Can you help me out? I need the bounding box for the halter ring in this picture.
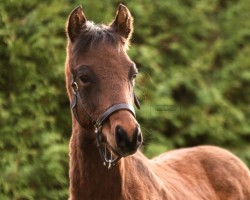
[71,82,78,94]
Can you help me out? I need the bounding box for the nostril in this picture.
[136,127,143,146]
[115,125,143,155]
[138,131,142,143]
[115,125,128,149]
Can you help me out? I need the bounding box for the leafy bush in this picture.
[0,1,70,199]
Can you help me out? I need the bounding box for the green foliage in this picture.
[128,0,250,164]
[0,0,70,199]
[0,0,249,199]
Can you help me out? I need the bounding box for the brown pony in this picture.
[65,4,250,200]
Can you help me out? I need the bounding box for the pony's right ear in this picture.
[66,6,87,42]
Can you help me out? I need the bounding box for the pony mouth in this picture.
[95,123,141,168]
[100,132,136,158]
[107,143,138,157]
[106,143,122,157]
[105,141,138,158]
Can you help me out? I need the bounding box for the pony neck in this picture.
[70,126,170,200]
[70,127,123,199]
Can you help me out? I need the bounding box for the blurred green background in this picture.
[1,0,250,199]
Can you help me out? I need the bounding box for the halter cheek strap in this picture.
[134,91,140,109]
[71,81,94,126]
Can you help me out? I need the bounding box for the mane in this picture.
[73,21,125,58]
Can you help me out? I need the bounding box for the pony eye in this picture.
[131,74,137,86]
[79,75,90,84]
[132,73,137,80]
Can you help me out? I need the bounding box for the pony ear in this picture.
[66,6,87,42]
[111,4,134,40]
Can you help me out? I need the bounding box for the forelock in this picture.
[73,21,124,58]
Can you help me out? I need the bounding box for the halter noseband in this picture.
[71,78,140,169]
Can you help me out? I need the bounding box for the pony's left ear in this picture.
[111,4,134,41]
[66,6,87,42]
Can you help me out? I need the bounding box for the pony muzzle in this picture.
[114,124,142,156]
[94,103,141,168]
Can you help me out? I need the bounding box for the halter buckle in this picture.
[71,81,78,94]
